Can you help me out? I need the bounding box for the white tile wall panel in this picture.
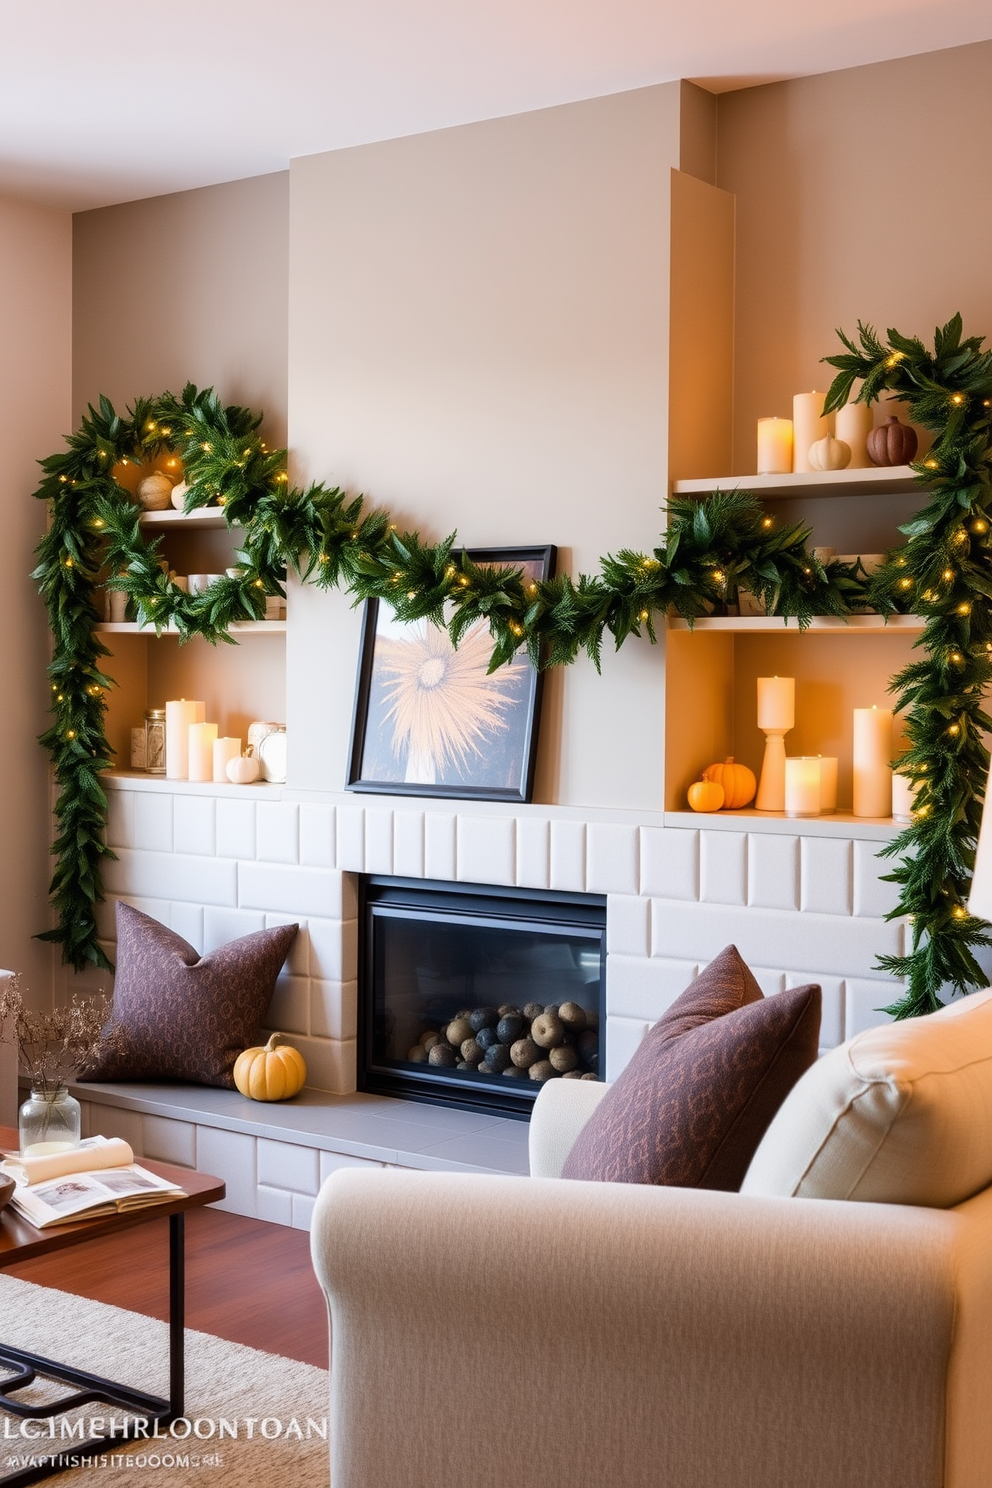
[587,823,639,896]
[265,913,310,976]
[516,816,550,889]
[257,802,300,865]
[550,820,586,892]
[785,971,844,1049]
[296,1035,358,1094]
[197,1126,258,1216]
[299,803,336,869]
[292,1194,317,1229]
[801,837,853,916]
[238,861,341,918]
[605,1016,650,1080]
[748,966,786,997]
[341,872,358,920]
[607,955,694,1022]
[265,974,310,1036]
[308,916,356,983]
[393,810,426,879]
[174,795,217,857]
[142,1115,197,1167]
[258,1138,320,1195]
[650,900,903,980]
[85,1104,144,1149]
[133,793,174,853]
[853,839,902,919]
[606,894,650,958]
[202,906,266,952]
[459,815,515,886]
[336,804,366,872]
[216,798,256,861]
[318,1150,387,1183]
[104,847,237,906]
[105,790,135,849]
[257,1185,294,1225]
[845,979,898,1037]
[364,807,395,875]
[424,813,457,881]
[311,978,357,1041]
[641,825,699,901]
[169,902,204,950]
[700,830,747,906]
[747,834,800,911]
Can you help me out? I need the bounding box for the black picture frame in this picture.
[346,545,556,803]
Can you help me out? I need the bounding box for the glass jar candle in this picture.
[144,708,167,774]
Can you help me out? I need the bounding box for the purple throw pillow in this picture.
[562,945,821,1190]
[79,902,298,1089]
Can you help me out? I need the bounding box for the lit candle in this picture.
[793,391,831,473]
[756,676,795,732]
[187,722,218,782]
[817,756,838,813]
[853,706,894,817]
[213,736,242,783]
[165,699,205,779]
[757,417,794,475]
[836,399,873,469]
[785,757,821,817]
[892,774,918,822]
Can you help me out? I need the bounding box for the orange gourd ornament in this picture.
[233,1033,307,1101]
[687,778,725,813]
[702,757,757,809]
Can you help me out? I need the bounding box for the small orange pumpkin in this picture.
[702,757,757,809]
[233,1033,307,1101]
[687,779,724,813]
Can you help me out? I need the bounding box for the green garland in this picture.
[33,326,989,1009]
[824,314,992,1016]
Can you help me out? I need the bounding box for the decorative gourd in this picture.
[170,478,189,511]
[807,435,851,472]
[136,471,174,510]
[867,415,918,467]
[687,778,724,813]
[702,757,757,809]
[234,1033,307,1101]
[226,747,260,784]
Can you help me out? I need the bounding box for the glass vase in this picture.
[19,1084,82,1157]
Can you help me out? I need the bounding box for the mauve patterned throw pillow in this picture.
[79,903,298,1089]
[562,945,821,1190]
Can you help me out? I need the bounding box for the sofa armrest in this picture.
[527,1075,611,1176]
[311,1169,992,1488]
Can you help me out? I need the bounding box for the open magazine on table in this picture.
[0,1135,186,1228]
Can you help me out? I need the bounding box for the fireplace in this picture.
[359,876,606,1118]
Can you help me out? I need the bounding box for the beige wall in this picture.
[718,40,992,475]
[0,195,72,1044]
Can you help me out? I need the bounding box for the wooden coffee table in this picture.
[0,1127,224,1487]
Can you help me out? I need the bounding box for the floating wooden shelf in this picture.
[671,465,919,500]
[96,621,286,634]
[666,614,924,635]
[137,507,235,529]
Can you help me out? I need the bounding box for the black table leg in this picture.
[168,1211,184,1420]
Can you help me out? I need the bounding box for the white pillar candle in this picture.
[892,774,918,822]
[853,706,894,817]
[165,699,205,779]
[817,756,838,813]
[793,391,831,473]
[756,676,795,732]
[785,757,821,817]
[835,400,874,469]
[187,722,218,782]
[756,417,794,475]
[212,736,242,783]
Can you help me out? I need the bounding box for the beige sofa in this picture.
[311,996,992,1488]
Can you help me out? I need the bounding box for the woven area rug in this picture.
[0,1275,330,1486]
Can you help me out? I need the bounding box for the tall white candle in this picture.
[188,722,218,782]
[835,400,873,469]
[785,757,821,817]
[756,417,793,475]
[793,391,831,473]
[212,736,242,783]
[853,706,893,817]
[756,676,795,732]
[817,756,838,813]
[165,699,205,779]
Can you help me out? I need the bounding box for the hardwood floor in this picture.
[5,1207,330,1371]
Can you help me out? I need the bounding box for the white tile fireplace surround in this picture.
[68,774,905,1225]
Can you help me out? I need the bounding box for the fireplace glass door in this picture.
[360,877,606,1118]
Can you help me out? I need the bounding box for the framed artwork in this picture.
[346,545,556,802]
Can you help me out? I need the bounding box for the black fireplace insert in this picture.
[359,876,606,1119]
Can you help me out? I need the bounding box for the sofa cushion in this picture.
[79,902,298,1089]
[741,987,992,1206]
[561,945,821,1189]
